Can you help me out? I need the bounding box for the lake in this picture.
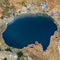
[2,14,57,51]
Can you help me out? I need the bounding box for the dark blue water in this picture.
[3,14,57,51]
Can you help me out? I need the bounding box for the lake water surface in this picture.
[2,14,57,51]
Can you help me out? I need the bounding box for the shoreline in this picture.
[0,0,60,50]
[0,23,9,49]
[0,13,58,50]
[0,0,60,60]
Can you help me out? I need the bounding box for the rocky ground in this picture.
[22,31,60,60]
[0,0,60,60]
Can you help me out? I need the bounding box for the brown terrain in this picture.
[0,0,60,60]
[0,0,60,24]
[22,31,60,60]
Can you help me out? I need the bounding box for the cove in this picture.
[2,14,57,51]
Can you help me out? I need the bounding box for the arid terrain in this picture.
[22,31,60,60]
[0,0,60,60]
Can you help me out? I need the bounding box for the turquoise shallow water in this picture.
[3,14,57,51]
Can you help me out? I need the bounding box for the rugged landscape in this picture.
[22,31,60,60]
[0,0,60,60]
